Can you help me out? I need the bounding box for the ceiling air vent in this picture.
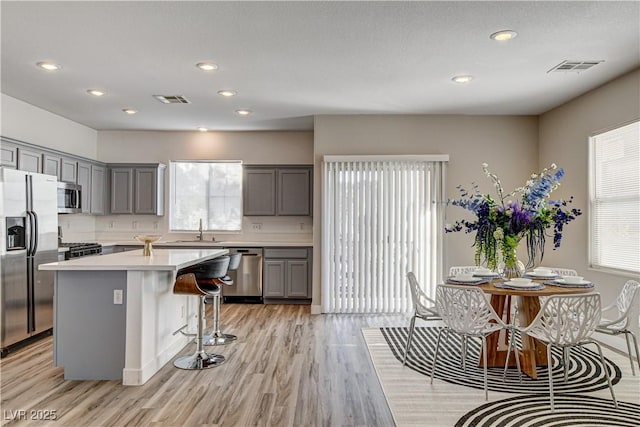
[547,60,604,73]
[153,95,190,104]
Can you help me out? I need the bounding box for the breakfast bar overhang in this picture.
[39,248,228,385]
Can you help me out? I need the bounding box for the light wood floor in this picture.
[0,304,406,426]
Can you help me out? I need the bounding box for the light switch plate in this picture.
[113,289,123,304]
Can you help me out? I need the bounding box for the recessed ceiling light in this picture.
[490,30,518,41]
[87,89,105,97]
[235,109,252,116]
[197,127,208,132]
[196,62,218,71]
[36,61,61,71]
[217,90,237,97]
[122,109,137,115]
[451,75,474,84]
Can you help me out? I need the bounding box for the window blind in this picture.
[322,156,447,313]
[589,121,640,274]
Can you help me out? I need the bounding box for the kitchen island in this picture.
[39,248,228,385]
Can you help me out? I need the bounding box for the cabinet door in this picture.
[287,260,310,298]
[18,147,42,173]
[277,169,311,215]
[60,158,78,183]
[90,164,106,215]
[77,162,91,214]
[133,168,158,214]
[243,168,276,215]
[109,167,133,214]
[1,142,18,168]
[263,260,286,297]
[42,154,61,179]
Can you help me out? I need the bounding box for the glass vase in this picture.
[502,245,522,279]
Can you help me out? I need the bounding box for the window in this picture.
[589,121,640,274]
[170,161,242,231]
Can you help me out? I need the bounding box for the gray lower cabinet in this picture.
[108,164,165,215]
[263,248,311,300]
[243,166,312,216]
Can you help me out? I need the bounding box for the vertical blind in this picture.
[589,120,640,274]
[322,156,448,313]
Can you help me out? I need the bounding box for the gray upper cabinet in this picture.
[134,166,165,215]
[42,153,61,179]
[278,168,311,215]
[109,167,134,214]
[108,163,165,215]
[60,157,78,183]
[90,164,107,215]
[77,162,91,214]
[17,147,42,173]
[0,140,18,168]
[243,168,276,215]
[243,165,312,216]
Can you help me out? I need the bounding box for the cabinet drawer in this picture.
[263,248,308,259]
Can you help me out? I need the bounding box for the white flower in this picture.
[551,163,557,169]
[493,229,504,239]
[531,174,537,179]
[482,163,488,168]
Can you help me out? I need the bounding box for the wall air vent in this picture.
[547,60,604,73]
[153,95,190,104]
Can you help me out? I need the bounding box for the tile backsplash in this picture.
[59,214,313,243]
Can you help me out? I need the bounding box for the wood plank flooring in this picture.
[0,304,405,426]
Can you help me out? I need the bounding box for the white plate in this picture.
[450,277,484,283]
[554,278,592,286]
[474,272,499,277]
[525,272,557,278]
[504,281,539,288]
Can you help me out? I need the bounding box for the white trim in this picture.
[323,154,449,162]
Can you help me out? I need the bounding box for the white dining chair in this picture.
[403,272,441,365]
[596,280,640,375]
[515,293,617,412]
[431,284,520,400]
[448,265,477,276]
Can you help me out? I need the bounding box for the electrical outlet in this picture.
[252,223,262,231]
[113,289,123,305]
[153,222,159,230]
[132,221,138,229]
[181,305,185,319]
[299,222,305,230]
[109,221,115,229]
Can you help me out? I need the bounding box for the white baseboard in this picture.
[311,304,322,315]
[122,335,190,386]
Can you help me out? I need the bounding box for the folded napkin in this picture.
[494,282,545,291]
[545,280,594,288]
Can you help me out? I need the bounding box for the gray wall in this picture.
[312,115,539,308]
[539,68,640,336]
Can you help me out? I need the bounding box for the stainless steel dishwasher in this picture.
[222,248,263,303]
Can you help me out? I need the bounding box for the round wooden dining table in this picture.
[477,279,594,379]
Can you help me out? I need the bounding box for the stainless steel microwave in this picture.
[57,182,81,214]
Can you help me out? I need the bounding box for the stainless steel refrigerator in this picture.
[1,167,58,356]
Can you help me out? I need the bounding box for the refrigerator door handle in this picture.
[31,211,39,255]
[25,211,33,256]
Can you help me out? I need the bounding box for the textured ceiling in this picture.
[1,1,639,131]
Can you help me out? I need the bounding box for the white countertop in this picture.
[103,240,312,248]
[40,248,228,271]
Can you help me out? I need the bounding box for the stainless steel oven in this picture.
[57,182,81,214]
[222,248,263,303]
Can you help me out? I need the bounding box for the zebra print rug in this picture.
[381,326,622,394]
[455,395,640,427]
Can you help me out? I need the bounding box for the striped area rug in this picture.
[362,327,640,427]
[381,326,622,394]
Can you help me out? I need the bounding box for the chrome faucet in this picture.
[197,218,204,241]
